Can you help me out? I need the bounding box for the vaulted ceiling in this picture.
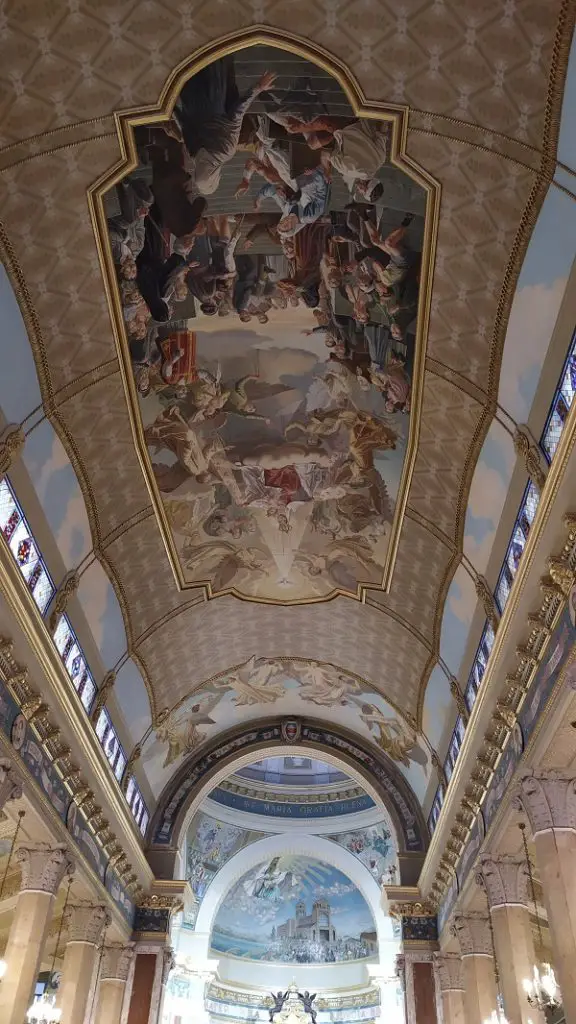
[0,0,574,823]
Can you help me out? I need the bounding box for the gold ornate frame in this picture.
[87,27,441,606]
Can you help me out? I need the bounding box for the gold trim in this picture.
[425,469,576,903]
[87,27,440,606]
[0,540,153,885]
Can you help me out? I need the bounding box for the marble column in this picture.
[93,944,134,1024]
[395,951,437,1024]
[57,904,110,1024]
[515,772,576,1023]
[453,915,498,1024]
[433,954,465,1024]
[0,844,75,1024]
[479,857,545,1024]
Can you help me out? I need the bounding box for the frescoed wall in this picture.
[210,856,377,963]
[186,812,269,901]
[139,659,432,803]
[327,824,397,884]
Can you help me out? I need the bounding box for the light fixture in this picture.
[0,808,25,982]
[26,874,73,1024]
[481,876,509,1024]
[519,823,562,1012]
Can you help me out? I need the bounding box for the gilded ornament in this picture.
[547,557,574,595]
[0,425,25,479]
[48,571,80,632]
[90,670,116,722]
[474,574,499,633]
[513,427,547,490]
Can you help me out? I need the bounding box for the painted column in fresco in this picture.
[452,915,498,1024]
[433,954,465,1024]
[0,844,75,1024]
[57,904,110,1024]
[479,857,545,1024]
[515,772,576,1024]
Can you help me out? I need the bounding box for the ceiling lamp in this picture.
[26,874,73,1024]
[0,809,25,982]
[519,823,562,1012]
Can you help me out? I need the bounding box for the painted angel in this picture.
[356,702,428,768]
[216,655,286,706]
[155,695,219,767]
[183,541,267,591]
[296,662,360,707]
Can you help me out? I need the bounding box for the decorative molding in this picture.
[477,857,530,908]
[452,914,493,957]
[513,771,576,833]
[0,632,142,896]
[0,425,25,480]
[137,894,184,914]
[90,671,116,723]
[389,901,436,918]
[67,903,111,944]
[474,574,500,635]
[101,943,135,982]
[433,953,464,992]
[0,758,23,811]
[47,571,80,633]
[429,517,576,907]
[16,843,75,894]
[513,426,548,490]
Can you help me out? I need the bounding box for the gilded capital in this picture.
[474,574,499,633]
[514,771,576,833]
[433,953,464,991]
[161,947,176,986]
[91,671,116,722]
[452,914,493,957]
[0,759,23,811]
[101,943,134,982]
[67,903,110,945]
[0,424,25,478]
[48,571,80,632]
[16,843,75,894]
[513,426,547,490]
[478,856,530,908]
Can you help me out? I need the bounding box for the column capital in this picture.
[478,856,530,908]
[161,947,175,987]
[452,914,493,956]
[67,903,110,944]
[101,943,135,982]
[433,953,464,992]
[514,771,576,833]
[0,759,23,812]
[16,843,75,894]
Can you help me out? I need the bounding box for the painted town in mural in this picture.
[102,45,427,602]
[209,855,377,963]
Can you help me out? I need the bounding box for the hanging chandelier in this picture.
[26,874,73,1024]
[0,809,25,983]
[481,880,509,1024]
[519,822,562,1012]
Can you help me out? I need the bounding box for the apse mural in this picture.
[327,824,397,884]
[138,659,432,801]
[209,856,376,962]
[186,812,268,900]
[99,44,430,603]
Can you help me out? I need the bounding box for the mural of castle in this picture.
[275,898,336,943]
[210,856,376,963]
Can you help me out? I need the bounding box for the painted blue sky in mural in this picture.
[210,856,375,962]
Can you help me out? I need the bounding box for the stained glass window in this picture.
[95,708,127,781]
[125,775,149,835]
[495,481,541,616]
[444,716,465,783]
[0,478,55,614]
[428,787,444,834]
[541,329,576,462]
[52,614,97,713]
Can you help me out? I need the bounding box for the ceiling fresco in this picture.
[137,659,434,803]
[98,46,432,603]
[0,2,573,829]
[209,855,377,963]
